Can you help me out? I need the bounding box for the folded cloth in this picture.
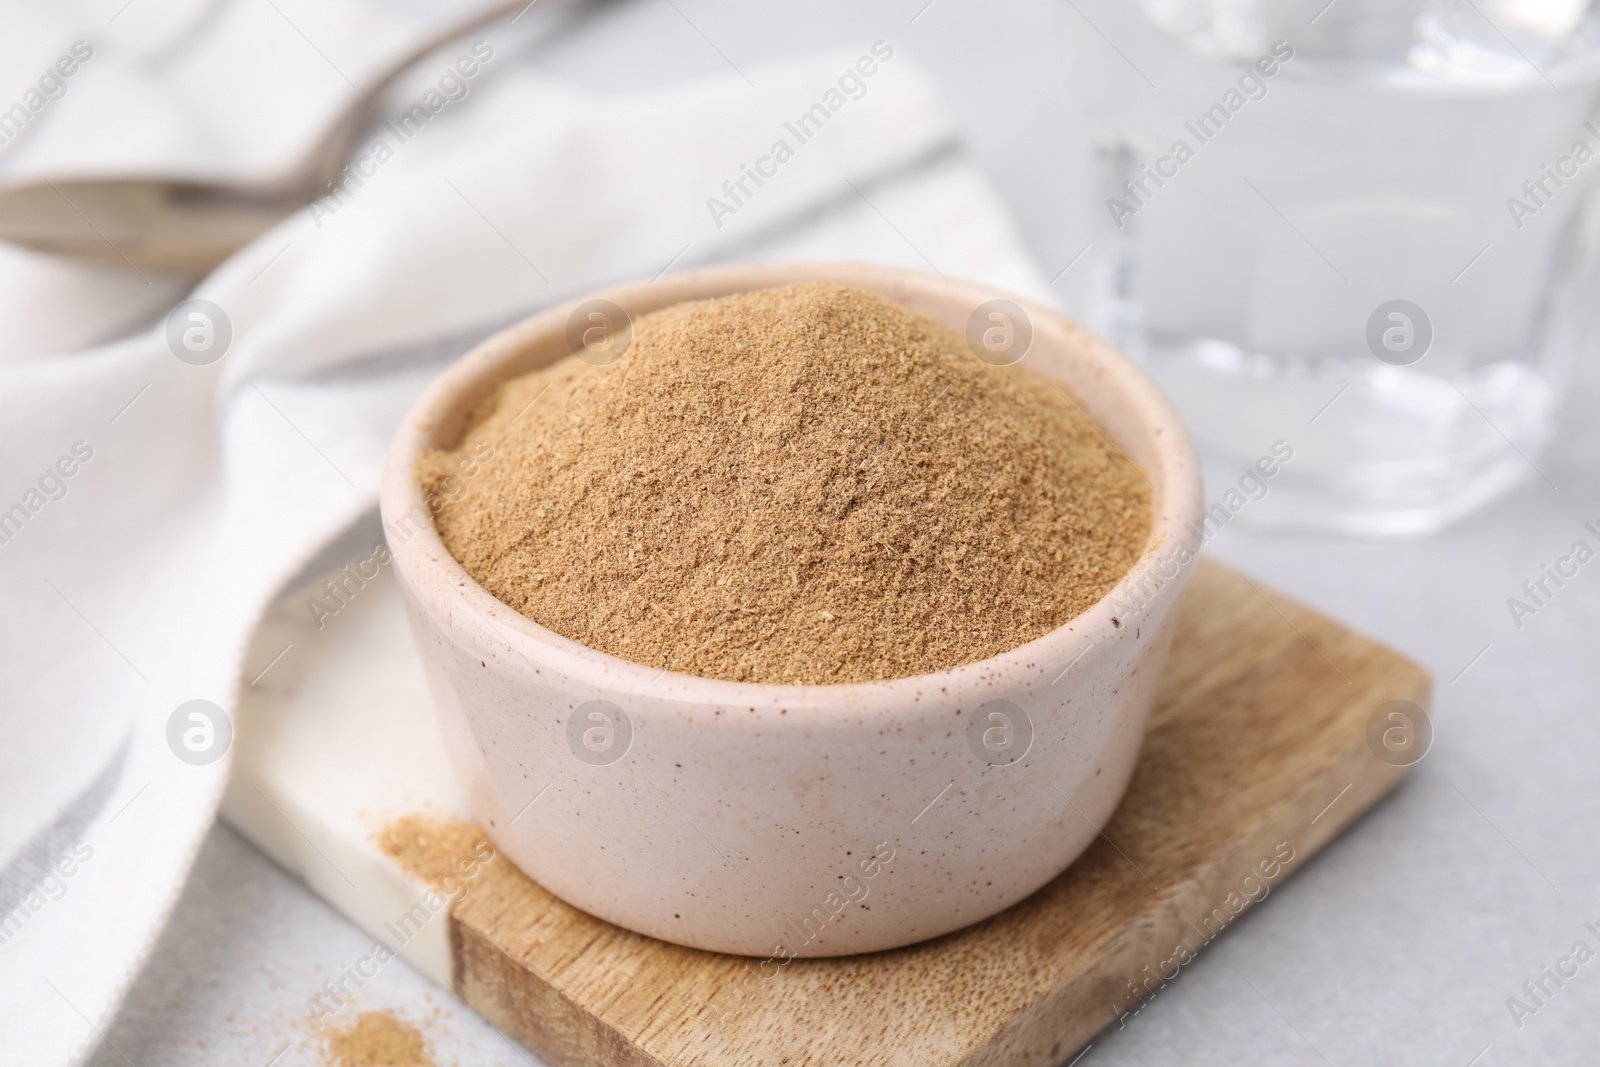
[0,13,1048,1064]
[0,0,507,363]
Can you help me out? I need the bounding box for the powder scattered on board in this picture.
[376,814,494,887]
[325,1011,433,1067]
[420,283,1151,685]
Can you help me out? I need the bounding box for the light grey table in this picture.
[92,2,1600,1065]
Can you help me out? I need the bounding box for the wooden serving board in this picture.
[433,558,1429,1067]
[224,551,1426,1063]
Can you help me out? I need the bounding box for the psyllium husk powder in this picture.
[324,1012,434,1067]
[418,283,1150,685]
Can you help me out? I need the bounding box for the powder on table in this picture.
[324,1011,433,1067]
[419,282,1151,685]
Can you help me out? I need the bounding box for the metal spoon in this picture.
[0,0,536,272]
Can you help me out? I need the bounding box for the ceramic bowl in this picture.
[379,262,1203,957]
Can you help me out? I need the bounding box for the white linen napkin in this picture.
[0,7,1048,1063]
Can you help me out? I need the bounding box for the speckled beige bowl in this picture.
[380,262,1203,957]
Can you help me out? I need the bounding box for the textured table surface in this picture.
[92,2,1600,1066]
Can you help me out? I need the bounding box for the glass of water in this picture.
[1077,0,1600,534]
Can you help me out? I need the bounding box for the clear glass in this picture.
[1079,0,1600,534]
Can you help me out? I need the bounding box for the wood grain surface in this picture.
[446,558,1431,1066]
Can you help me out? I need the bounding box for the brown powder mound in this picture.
[325,1012,432,1067]
[376,814,492,887]
[420,282,1151,685]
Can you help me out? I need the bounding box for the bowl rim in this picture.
[379,261,1204,712]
